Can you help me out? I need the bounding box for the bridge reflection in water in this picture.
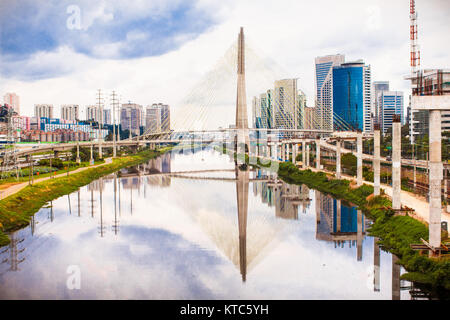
[111,150,410,297]
[0,149,436,299]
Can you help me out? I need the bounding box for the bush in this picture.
[70,146,101,162]
[341,153,356,176]
[38,158,64,169]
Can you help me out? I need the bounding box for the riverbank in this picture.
[0,147,169,247]
[277,161,449,294]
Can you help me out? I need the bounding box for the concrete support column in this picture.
[99,141,103,159]
[429,110,442,249]
[90,145,94,165]
[76,142,81,164]
[306,143,310,167]
[392,255,401,300]
[357,132,363,186]
[444,168,448,206]
[302,141,306,169]
[392,118,401,210]
[374,237,380,292]
[292,144,296,164]
[336,139,341,179]
[374,128,381,196]
[357,209,363,261]
[316,140,321,170]
[281,144,285,161]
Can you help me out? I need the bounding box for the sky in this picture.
[0,0,449,128]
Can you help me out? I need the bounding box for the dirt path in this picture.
[0,158,112,201]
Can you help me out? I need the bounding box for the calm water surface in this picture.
[0,148,418,299]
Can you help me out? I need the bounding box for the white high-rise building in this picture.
[86,105,105,124]
[121,103,143,136]
[34,104,53,119]
[60,104,79,121]
[363,64,372,132]
[378,91,404,134]
[3,93,20,115]
[314,54,345,131]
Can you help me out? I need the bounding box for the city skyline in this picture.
[1,0,448,129]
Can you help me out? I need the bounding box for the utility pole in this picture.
[111,91,118,157]
[97,89,104,156]
[117,95,122,152]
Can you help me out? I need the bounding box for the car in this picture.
[386,156,392,161]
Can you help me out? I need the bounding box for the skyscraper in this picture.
[332,60,372,132]
[103,109,111,125]
[86,105,102,122]
[159,104,170,132]
[274,79,298,134]
[297,90,307,129]
[145,104,162,133]
[34,104,53,119]
[60,104,79,121]
[3,93,20,115]
[251,90,274,130]
[260,91,272,129]
[315,54,345,131]
[378,91,404,134]
[372,81,389,125]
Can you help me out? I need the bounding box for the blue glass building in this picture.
[332,200,363,233]
[332,61,371,132]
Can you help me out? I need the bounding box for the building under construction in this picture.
[409,69,450,142]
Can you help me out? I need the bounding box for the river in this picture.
[0,147,426,299]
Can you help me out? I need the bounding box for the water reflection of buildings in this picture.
[121,176,141,190]
[315,191,365,261]
[252,169,311,220]
[88,179,105,192]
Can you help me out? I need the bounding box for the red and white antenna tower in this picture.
[410,0,420,75]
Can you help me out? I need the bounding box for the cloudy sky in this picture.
[0,0,449,128]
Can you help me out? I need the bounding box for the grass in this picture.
[0,147,168,247]
[0,161,99,186]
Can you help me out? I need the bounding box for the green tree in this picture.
[341,153,357,176]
